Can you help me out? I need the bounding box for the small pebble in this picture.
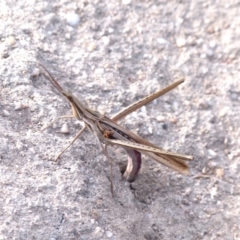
[5,36,15,46]
[102,36,110,45]
[169,117,178,124]
[14,102,25,111]
[208,149,217,158]
[3,110,10,116]
[215,168,224,177]
[176,17,184,24]
[184,188,192,196]
[136,25,142,33]
[152,167,160,172]
[206,48,214,57]
[106,231,113,238]
[227,152,234,160]
[198,99,210,109]
[208,160,218,168]
[156,116,165,122]
[209,40,216,49]
[176,37,186,47]
[66,13,80,26]
[148,126,153,134]
[94,226,104,236]
[108,28,114,33]
[88,42,97,52]
[122,0,131,5]
[210,187,217,199]
[187,36,196,45]
[65,33,71,39]
[140,106,147,114]
[59,123,70,134]
[219,107,229,117]
[157,38,168,45]
[2,51,9,58]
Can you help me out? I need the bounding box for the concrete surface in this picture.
[0,0,239,239]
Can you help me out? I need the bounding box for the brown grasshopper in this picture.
[39,63,193,189]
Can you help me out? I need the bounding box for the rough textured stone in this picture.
[0,0,239,239]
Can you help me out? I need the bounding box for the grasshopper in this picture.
[39,63,193,189]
